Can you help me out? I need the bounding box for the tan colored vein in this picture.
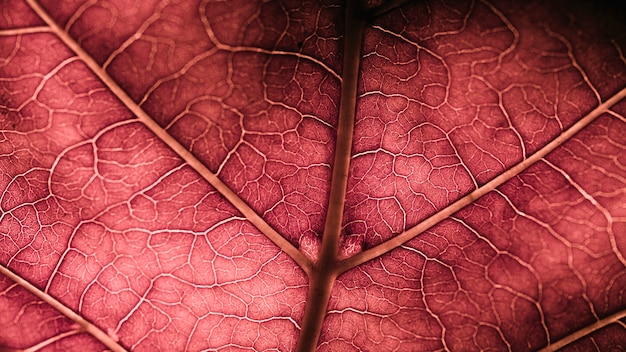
[23,0,310,269]
[0,265,127,352]
[538,309,626,352]
[338,85,626,273]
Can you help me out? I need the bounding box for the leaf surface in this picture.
[1,0,625,351]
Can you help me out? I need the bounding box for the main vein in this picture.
[294,0,366,351]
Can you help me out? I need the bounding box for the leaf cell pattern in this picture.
[1,0,625,351]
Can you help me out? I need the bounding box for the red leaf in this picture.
[1,0,625,351]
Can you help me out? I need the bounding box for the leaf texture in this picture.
[1,0,626,351]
